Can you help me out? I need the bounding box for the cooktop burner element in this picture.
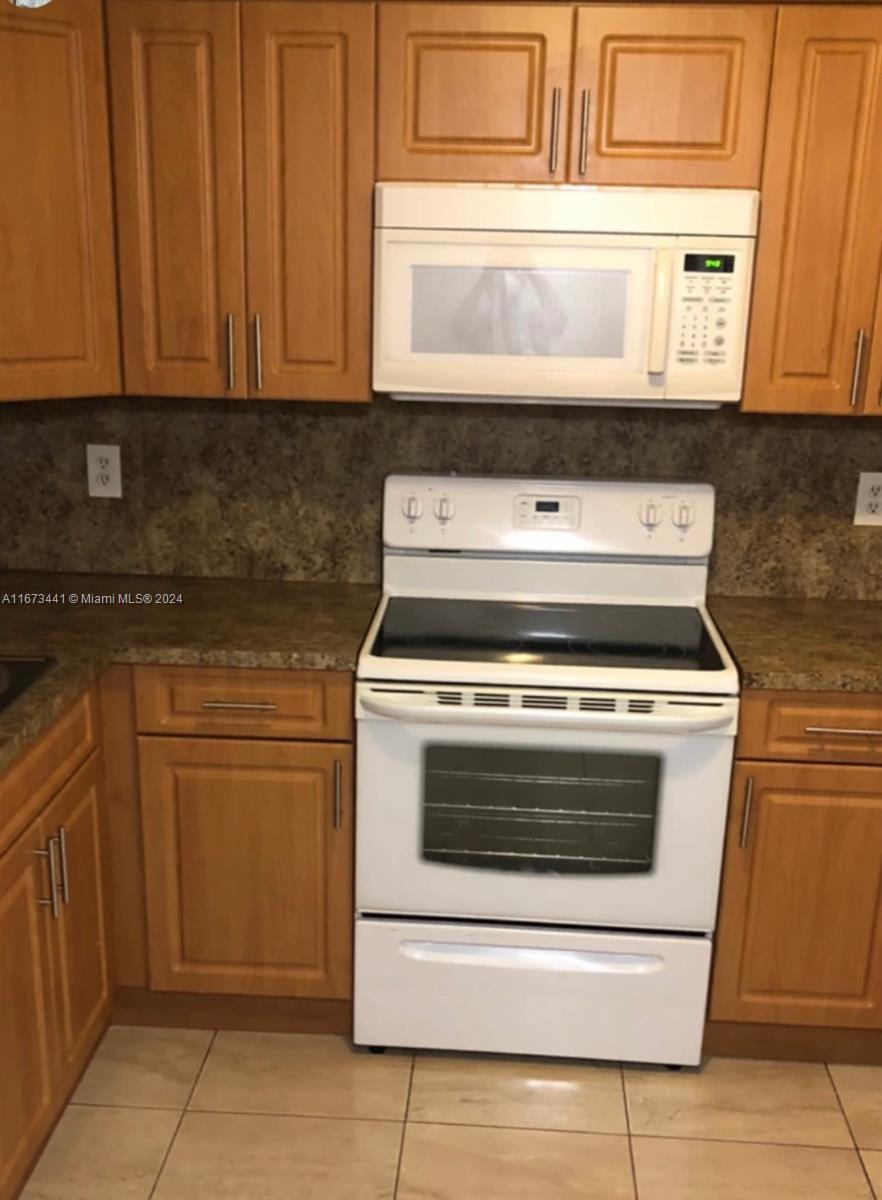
[373,598,725,672]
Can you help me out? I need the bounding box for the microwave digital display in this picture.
[684,254,735,274]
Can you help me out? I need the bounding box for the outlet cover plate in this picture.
[854,471,882,526]
[86,444,122,499]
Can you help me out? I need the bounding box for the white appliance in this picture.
[373,184,758,409]
[355,475,740,1067]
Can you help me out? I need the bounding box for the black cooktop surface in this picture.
[371,598,725,672]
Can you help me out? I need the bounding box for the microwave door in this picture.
[374,230,675,402]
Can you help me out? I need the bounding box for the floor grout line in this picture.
[392,1055,416,1200]
[826,1061,879,1198]
[620,1066,640,1200]
[146,1028,217,1200]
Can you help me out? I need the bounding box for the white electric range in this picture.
[354,474,739,1067]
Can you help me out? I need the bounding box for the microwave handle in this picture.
[647,249,674,375]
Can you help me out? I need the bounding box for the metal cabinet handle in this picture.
[333,759,343,829]
[548,87,562,175]
[57,825,70,904]
[849,328,867,407]
[201,699,278,712]
[35,837,60,919]
[254,313,264,391]
[804,724,882,738]
[578,88,591,177]
[225,313,235,391]
[739,776,754,849]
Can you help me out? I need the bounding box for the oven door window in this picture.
[422,745,660,875]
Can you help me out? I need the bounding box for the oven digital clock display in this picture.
[515,495,581,529]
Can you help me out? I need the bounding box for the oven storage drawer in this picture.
[354,918,711,1066]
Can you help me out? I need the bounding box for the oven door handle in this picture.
[359,694,733,733]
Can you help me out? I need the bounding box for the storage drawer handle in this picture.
[201,700,278,712]
[400,941,663,975]
[548,87,562,174]
[34,837,61,919]
[57,824,70,904]
[804,725,882,738]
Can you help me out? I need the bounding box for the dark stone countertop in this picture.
[1,571,880,779]
[0,572,379,775]
[709,595,882,694]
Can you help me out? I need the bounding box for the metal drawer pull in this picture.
[578,88,591,176]
[57,824,70,904]
[225,313,235,391]
[201,700,278,712]
[35,837,60,919]
[739,776,754,849]
[804,724,882,738]
[333,759,343,829]
[849,328,867,407]
[254,312,264,391]
[548,87,562,175]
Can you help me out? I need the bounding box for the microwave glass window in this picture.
[422,745,659,875]
[410,266,628,359]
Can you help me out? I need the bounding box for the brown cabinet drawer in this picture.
[737,692,882,766]
[134,666,352,741]
[0,688,99,857]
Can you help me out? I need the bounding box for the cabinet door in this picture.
[0,0,120,401]
[743,7,882,415]
[377,3,573,183]
[108,1,247,398]
[0,827,57,1200]
[569,6,774,187]
[711,762,882,1028]
[41,752,111,1090]
[242,2,374,402]
[139,737,353,998]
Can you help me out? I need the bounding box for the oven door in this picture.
[373,229,675,402]
[355,686,737,932]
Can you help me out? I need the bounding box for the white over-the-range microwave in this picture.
[373,183,759,409]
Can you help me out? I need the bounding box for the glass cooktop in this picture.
[372,598,725,672]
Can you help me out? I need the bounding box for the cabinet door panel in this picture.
[377,4,573,182]
[139,737,352,998]
[42,752,111,1089]
[243,2,374,401]
[571,6,774,187]
[0,0,119,401]
[108,0,247,398]
[743,7,882,414]
[711,762,882,1028]
[0,827,56,1200]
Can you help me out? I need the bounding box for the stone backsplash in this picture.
[1,396,880,599]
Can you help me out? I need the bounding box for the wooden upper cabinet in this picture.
[570,6,774,187]
[108,1,247,398]
[377,4,574,182]
[711,761,882,1029]
[0,827,57,1200]
[243,3,374,402]
[0,0,119,402]
[744,7,882,415]
[865,260,882,417]
[139,737,353,999]
[39,753,110,1092]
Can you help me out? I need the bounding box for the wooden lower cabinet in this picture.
[0,749,110,1200]
[0,826,57,1200]
[711,761,882,1029]
[139,737,353,999]
[40,752,112,1092]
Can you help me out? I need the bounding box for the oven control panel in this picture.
[514,494,581,530]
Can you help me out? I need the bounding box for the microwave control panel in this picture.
[674,253,738,369]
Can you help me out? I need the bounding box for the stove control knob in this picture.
[672,502,695,531]
[402,494,423,522]
[638,501,661,530]
[434,495,455,523]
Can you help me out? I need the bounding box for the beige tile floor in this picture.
[20,1026,882,1200]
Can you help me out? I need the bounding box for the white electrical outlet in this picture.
[86,444,122,499]
[854,472,882,526]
